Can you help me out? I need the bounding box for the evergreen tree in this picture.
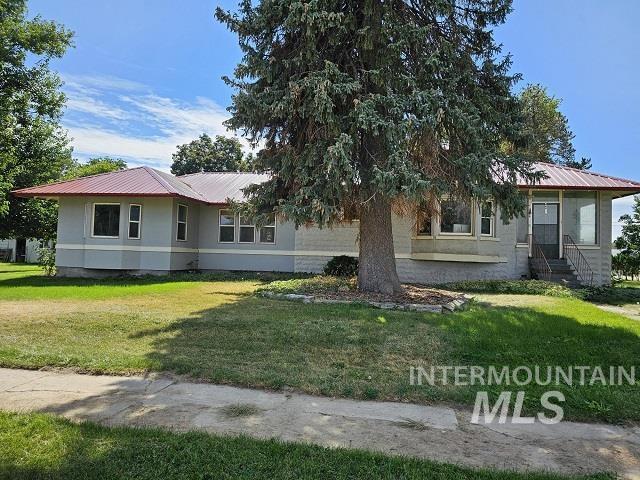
[217,0,542,293]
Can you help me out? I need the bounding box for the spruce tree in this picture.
[217,0,542,293]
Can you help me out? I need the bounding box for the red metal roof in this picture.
[521,162,640,192]
[12,162,640,204]
[12,167,207,203]
[178,172,269,204]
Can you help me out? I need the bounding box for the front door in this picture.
[532,203,559,259]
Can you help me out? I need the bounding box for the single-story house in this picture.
[13,163,640,285]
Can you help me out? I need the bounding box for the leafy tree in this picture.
[64,157,128,179]
[517,84,581,167]
[217,0,542,293]
[0,0,73,240]
[170,134,251,175]
[614,196,640,279]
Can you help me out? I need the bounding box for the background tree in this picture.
[170,134,252,175]
[217,0,542,293]
[0,0,73,240]
[614,195,640,279]
[64,157,128,179]
[516,84,589,168]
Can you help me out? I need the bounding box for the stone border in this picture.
[259,291,472,313]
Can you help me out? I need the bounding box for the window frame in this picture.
[480,200,495,237]
[218,209,236,243]
[91,202,121,239]
[438,197,474,236]
[128,204,142,240]
[562,190,599,246]
[176,204,188,242]
[258,214,277,244]
[238,215,256,244]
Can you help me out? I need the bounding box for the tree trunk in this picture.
[358,194,403,294]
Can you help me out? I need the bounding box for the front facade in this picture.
[14,164,640,286]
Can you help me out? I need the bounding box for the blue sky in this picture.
[28,0,639,237]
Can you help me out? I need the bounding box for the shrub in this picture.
[37,245,56,276]
[323,255,358,277]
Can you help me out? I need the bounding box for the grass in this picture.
[219,403,262,418]
[441,279,575,297]
[0,411,613,480]
[1,263,639,423]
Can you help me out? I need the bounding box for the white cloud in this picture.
[60,73,245,171]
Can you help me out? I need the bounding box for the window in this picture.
[128,204,142,239]
[177,204,188,241]
[440,198,472,235]
[92,203,120,237]
[516,213,529,244]
[563,191,598,244]
[259,215,276,244]
[219,209,235,243]
[480,201,495,236]
[239,216,255,243]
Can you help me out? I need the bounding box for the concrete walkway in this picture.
[1,368,639,478]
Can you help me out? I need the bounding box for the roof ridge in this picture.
[177,171,264,178]
[143,167,208,201]
[12,166,145,193]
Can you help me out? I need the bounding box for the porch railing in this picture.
[528,234,552,282]
[563,234,594,286]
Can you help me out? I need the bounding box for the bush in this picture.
[323,255,358,277]
[37,245,56,276]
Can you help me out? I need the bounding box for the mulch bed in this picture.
[316,284,463,306]
[261,284,470,313]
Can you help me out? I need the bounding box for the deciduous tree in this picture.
[170,134,251,175]
[0,0,73,240]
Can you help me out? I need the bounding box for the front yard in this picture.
[0,263,638,424]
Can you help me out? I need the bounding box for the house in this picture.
[12,163,640,286]
[0,238,41,263]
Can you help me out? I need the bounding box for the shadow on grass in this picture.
[0,270,310,289]
[1,296,636,477]
[120,294,640,423]
[2,411,611,480]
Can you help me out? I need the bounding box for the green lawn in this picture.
[0,263,639,423]
[0,411,613,480]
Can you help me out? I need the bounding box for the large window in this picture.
[128,204,142,239]
[259,215,276,244]
[92,203,120,238]
[563,191,598,244]
[219,209,235,243]
[239,216,255,243]
[440,198,472,235]
[176,204,188,241]
[480,201,495,237]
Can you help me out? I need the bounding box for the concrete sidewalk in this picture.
[1,368,638,478]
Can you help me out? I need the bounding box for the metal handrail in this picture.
[528,234,552,282]
[563,234,594,286]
